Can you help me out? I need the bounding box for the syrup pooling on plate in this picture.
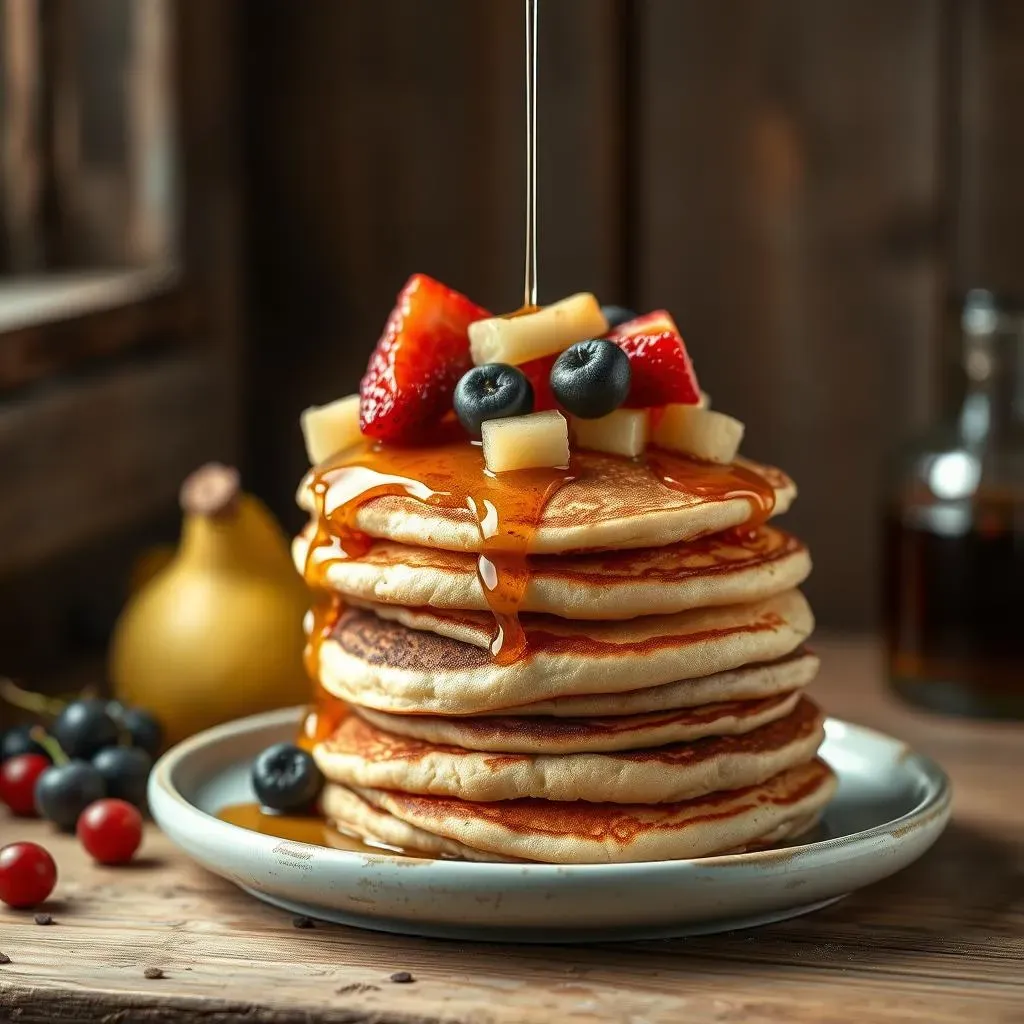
[216,802,426,857]
[304,440,574,673]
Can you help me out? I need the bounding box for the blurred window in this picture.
[0,0,180,390]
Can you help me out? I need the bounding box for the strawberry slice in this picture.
[607,310,701,408]
[359,274,491,443]
[518,352,559,411]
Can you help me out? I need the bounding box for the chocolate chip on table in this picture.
[389,971,415,984]
[292,915,315,929]
[33,913,53,926]
[0,953,10,964]
[144,967,165,980]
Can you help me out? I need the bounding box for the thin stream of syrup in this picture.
[523,0,538,308]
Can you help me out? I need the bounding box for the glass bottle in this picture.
[884,289,1024,719]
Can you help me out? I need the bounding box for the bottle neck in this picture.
[958,326,1024,447]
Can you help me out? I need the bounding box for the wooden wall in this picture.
[243,0,1024,630]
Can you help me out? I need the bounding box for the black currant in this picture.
[549,340,631,419]
[35,760,106,831]
[251,743,323,812]
[118,707,164,759]
[92,745,153,810]
[453,363,534,438]
[52,699,120,760]
[1,725,50,764]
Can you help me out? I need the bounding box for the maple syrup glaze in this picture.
[216,802,425,857]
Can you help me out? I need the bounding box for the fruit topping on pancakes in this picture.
[305,274,743,469]
[606,310,702,409]
[358,274,491,443]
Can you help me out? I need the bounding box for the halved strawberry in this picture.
[606,310,701,408]
[359,274,491,443]
[518,352,559,411]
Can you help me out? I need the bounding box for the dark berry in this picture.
[550,340,631,419]
[92,746,152,810]
[1,726,50,764]
[35,761,106,832]
[251,743,323,812]
[118,708,163,759]
[0,754,50,816]
[77,799,144,864]
[52,699,120,760]
[453,363,534,438]
[600,305,638,329]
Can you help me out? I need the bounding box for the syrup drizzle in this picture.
[523,0,539,308]
[299,441,575,740]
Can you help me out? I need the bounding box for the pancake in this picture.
[318,590,814,714]
[314,697,825,804]
[293,526,811,620]
[321,759,837,863]
[510,649,819,717]
[356,689,803,754]
[297,444,795,555]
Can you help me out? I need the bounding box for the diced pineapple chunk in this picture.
[469,293,608,367]
[698,391,711,409]
[571,409,649,458]
[482,410,570,474]
[652,405,744,464]
[300,394,363,465]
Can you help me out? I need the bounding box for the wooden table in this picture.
[1,637,1022,1023]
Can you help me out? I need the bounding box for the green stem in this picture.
[29,726,67,766]
[0,677,66,717]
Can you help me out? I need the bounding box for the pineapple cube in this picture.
[698,391,711,409]
[571,408,649,458]
[482,410,570,474]
[300,394,363,465]
[651,405,744,464]
[469,293,608,367]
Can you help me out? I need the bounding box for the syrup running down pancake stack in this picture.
[294,277,836,863]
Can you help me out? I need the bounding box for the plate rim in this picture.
[150,705,953,876]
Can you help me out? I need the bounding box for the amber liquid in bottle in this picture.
[884,493,1024,718]
[884,290,1024,718]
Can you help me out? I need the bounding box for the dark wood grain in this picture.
[1,638,1021,1024]
[951,0,1024,295]
[242,0,624,530]
[633,0,945,631]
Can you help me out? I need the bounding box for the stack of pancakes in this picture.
[294,450,836,863]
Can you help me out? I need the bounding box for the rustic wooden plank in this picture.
[0,348,231,576]
[241,0,623,524]
[125,0,176,266]
[634,1,944,631]
[1,640,1021,1024]
[0,0,43,271]
[0,267,190,391]
[950,0,1024,294]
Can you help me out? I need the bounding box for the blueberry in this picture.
[1,725,50,764]
[251,743,323,812]
[52,699,120,760]
[453,364,534,438]
[601,305,638,329]
[549,339,631,419]
[92,745,153,809]
[118,707,163,759]
[35,760,106,831]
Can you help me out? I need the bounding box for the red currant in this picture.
[0,842,57,908]
[0,754,50,816]
[76,799,143,865]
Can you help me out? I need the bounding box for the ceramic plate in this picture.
[150,707,951,942]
